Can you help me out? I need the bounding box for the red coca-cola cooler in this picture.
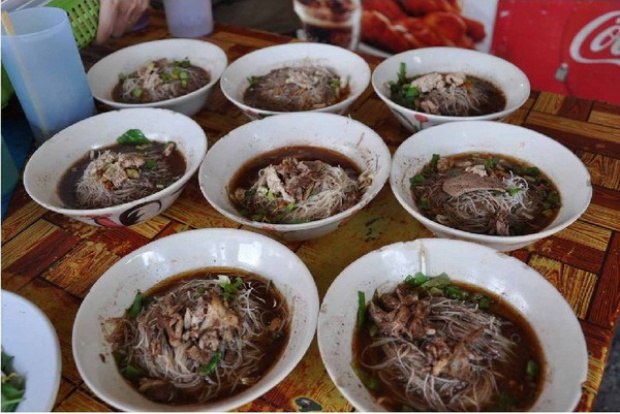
[491,0,620,105]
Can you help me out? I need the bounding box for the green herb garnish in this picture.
[356,291,366,329]
[1,350,25,412]
[126,292,146,318]
[117,129,150,145]
[199,350,223,376]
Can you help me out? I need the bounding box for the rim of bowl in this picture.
[219,42,371,116]
[199,112,391,232]
[389,120,592,245]
[87,38,228,109]
[23,108,208,218]
[72,227,320,412]
[371,47,531,122]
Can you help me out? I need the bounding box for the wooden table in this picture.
[2,10,620,412]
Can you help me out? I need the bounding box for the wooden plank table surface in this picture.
[2,9,620,412]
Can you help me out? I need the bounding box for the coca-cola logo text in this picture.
[569,11,620,66]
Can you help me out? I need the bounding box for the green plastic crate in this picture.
[47,0,100,48]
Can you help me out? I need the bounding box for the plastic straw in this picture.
[1,11,16,34]
[1,10,50,138]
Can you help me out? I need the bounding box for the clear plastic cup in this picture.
[293,0,361,50]
[164,0,214,38]
[1,7,96,146]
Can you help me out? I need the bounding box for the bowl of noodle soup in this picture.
[390,120,592,251]
[23,107,207,227]
[372,47,530,132]
[73,228,319,411]
[198,112,391,241]
[87,38,227,116]
[318,238,588,412]
[219,42,371,120]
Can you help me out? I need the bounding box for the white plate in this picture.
[1,290,62,412]
[72,228,319,412]
[317,238,588,412]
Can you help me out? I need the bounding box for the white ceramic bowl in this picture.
[73,228,319,412]
[372,47,530,132]
[87,38,228,116]
[23,108,207,227]
[198,112,391,241]
[318,238,588,412]
[390,121,592,251]
[1,290,62,412]
[220,42,371,120]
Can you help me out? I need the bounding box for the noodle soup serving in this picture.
[229,145,371,224]
[389,63,507,117]
[105,267,289,405]
[58,129,186,209]
[353,272,544,411]
[242,64,350,112]
[113,58,210,104]
[410,152,561,236]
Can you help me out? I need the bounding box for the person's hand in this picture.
[95,0,150,44]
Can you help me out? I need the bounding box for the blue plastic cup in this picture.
[1,7,96,146]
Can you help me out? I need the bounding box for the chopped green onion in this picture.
[479,296,491,309]
[397,62,407,83]
[199,351,222,376]
[132,87,143,98]
[526,167,540,176]
[122,364,142,380]
[526,359,539,377]
[247,76,258,87]
[417,197,429,209]
[492,390,515,411]
[429,154,440,172]
[144,160,157,170]
[351,363,380,391]
[405,272,429,286]
[409,174,427,185]
[356,291,366,329]
[218,275,243,300]
[485,157,499,168]
[445,285,468,300]
[126,292,145,318]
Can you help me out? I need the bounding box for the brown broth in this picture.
[58,141,186,209]
[112,61,210,104]
[230,145,361,190]
[410,152,561,236]
[114,267,289,405]
[391,72,506,116]
[353,281,545,412]
[243,66,350,112]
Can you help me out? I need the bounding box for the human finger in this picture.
[94,0,118,44]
